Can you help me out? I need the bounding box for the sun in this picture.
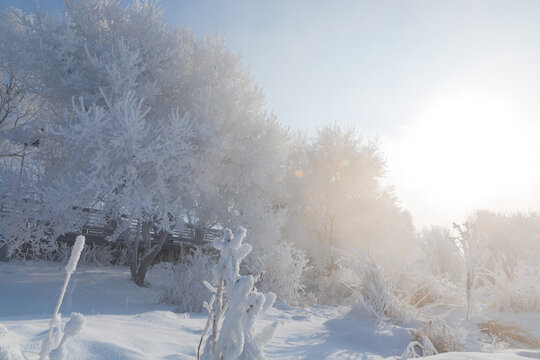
[384,88,540,227]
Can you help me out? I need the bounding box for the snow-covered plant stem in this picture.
[198,228,278,360]
[452,222,489,320]
[39,235,85,360]
[48,313,85,360]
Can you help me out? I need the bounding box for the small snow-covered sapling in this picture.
[198,227,279,360]
[39,235,86,360]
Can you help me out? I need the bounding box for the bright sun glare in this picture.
[385,89,540,227]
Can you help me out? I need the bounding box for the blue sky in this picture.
[3,0,540,227]
[8,0,540,134]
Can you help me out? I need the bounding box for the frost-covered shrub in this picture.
[412,318,465,353]
[485,254,540,313]
[157,247,216,313]
[343,248,412,324]
[473,210,540,275]
[199,228,279,360]
[237,209,307,303]
[419,226,463,283]
[479,320,540,349]
[253,241,308,302]
[303,266,356,306]
[394,261,462,310]
[68,243,128,266]
[0,183,60,261]
[5,238,129,266]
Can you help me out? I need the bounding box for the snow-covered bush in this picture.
[199,228,279,360]
[343,248,412,324]
[250,239,308,302]
[419,226,463,283]
[485,253,540,313]
[36,242,128,266]
[230,192,306,303]
[0,171,59,261]
[412,318,464,354]
[472,210,540,275]
[157,246,216,313]
[78,243,128,266]
[303,265,357,306]
[479,320,540,349]
[394,266,461,311]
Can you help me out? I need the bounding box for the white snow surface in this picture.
[1,262,539,360]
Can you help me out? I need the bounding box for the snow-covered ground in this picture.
[1,262,539,360]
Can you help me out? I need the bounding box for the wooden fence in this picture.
[0,197,222,257]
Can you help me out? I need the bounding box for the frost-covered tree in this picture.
[0,8,41,172]
[0,0,305,292]
[199,228,278,360]
[282,125,414,299]
[0,1,196,285]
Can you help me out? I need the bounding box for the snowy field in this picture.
[2,1,540,359]
[1,262,539,360]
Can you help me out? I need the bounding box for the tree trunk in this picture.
[127,221,169,287]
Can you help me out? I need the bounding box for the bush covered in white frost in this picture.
[485,252,540,313]
[418,226,463,283]
[199,227,279,360]
[342,248,412,324]
[250,240,308,302]
[157,246,217,313]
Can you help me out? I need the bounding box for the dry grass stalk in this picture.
[479,320,540,349]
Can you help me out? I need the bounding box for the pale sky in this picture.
[3,0,540,228]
